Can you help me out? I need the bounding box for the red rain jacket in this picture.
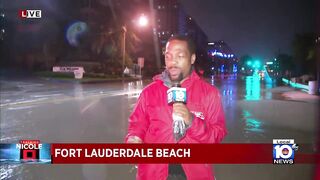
[126,71,227,180]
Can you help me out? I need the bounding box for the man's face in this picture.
[164,40,196,82]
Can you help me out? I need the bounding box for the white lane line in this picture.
[80,99,100,114]
[31,94,63,98]
[7,105,36,110]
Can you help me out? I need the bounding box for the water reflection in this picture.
[210,75,238,110]
[74,83,84,98]
[244,76,277,101]
[210,75,279,102]
[126,80,143,99]
[0,164,23,179]
[264,79,274,100]
[241,110,265,142]
[245,76,261,101]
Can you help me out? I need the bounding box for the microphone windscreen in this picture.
[167,87,187,104]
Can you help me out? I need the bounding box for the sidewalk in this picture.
[237,86,319,134]
[270,86,319,103]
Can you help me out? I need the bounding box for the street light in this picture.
[122,26,127,79]
[122,14,148,79]
[138,14,148,27]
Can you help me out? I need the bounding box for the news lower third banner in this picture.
[0,140,318,164]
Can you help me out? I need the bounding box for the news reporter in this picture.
[125,35,227,180]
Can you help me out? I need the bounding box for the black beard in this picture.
[169,72,184,83]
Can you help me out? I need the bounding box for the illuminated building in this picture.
[208,40,238,75]
[154,0,209,69]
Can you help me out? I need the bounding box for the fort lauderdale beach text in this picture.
[54,148,191,158]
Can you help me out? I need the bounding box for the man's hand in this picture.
[173,103,193,126]
[127,136,143,143]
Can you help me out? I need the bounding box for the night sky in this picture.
[1,0,316,63]
[181,0,316,60]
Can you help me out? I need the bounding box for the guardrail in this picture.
[282,78,318,95]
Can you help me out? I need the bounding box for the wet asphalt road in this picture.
[0,75,318,180]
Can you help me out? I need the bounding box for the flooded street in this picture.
[0,75,318,180]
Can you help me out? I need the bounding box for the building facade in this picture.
[153,0,209,71]
[208,40,238,75]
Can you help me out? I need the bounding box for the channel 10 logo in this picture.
[273,139,298,164]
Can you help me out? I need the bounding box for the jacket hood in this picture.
[152,69,200,88]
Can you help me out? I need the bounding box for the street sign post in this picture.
[138,57,144,78]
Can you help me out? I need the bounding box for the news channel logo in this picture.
[0,140,51,164]
[273,139,298,164]
[167,87,187,104]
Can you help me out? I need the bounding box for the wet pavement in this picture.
[0,75,318,180]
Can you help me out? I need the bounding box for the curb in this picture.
[40,77,143,84]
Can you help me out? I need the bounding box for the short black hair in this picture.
[167,35,196,54]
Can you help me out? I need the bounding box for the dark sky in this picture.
[181,0,316,60]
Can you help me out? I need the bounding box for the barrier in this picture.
[53,66,85,79]
[308,81,318,95]
[74,70,84,79]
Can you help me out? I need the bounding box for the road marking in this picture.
[31,94,63,98]
[80,99,100,114]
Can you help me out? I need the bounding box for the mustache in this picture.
[168,66,179,70]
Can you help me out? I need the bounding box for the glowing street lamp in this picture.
[122,14,148,79]
[138,14,148,27]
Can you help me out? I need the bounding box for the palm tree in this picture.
[90,26,142,74]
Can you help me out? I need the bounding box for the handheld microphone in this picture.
[167,83,187,141]
[167,83,187,104]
